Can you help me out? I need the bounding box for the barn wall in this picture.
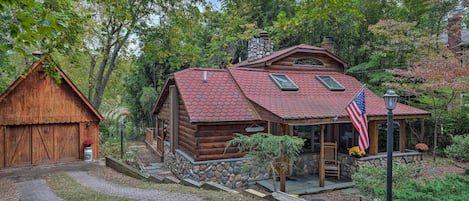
[0,68,98,125]
[0,126,4,168]
[194,123,267,161]
[270,52,344,72]
[79,121,100,160]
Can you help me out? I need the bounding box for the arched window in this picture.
[294,58,324,66]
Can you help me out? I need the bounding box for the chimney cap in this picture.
[259,31,269,39]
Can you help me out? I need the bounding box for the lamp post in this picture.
[384,90,398,201]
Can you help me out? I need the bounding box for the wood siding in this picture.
[0,126,3,168]
[194,123,266,161]
[0,62,101,169]
[176,90,197,159]
[269,52,345,72]
[0,68,99,125]
[5,126,31,167]
[2,123,80,168]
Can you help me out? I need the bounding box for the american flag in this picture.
[345,87,369,151]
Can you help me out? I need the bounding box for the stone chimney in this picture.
[321,37,335,54]
[448,12,463,54]
[248,31,273,62]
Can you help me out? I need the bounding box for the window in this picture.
[316,75,345,91]
[269,74,299,91]
[294,58,324,66]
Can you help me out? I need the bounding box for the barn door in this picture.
[0,126,4,168]
[55,124,79,161]
[5,126,31,167]
[32,125,55,164]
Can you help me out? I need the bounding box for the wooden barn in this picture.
[145,33,431,188]
[0,56,102,168]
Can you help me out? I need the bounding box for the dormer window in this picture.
[269,74,298,91]
[294,58,324,67]
[316,75,345,91]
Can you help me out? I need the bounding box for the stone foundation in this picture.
[292,151,424,179]
[163,143,267,189]
[341,151,424,178]
[292,153,319,176]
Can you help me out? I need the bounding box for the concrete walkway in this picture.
[67,171,202,201]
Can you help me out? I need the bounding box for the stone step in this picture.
[147,169,171,174]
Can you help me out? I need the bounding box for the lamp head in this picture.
[384,90,398,110]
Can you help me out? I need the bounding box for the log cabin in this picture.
[146,32,431,188]
[0,55,102,169]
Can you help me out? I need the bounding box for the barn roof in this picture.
[0,55,103,122]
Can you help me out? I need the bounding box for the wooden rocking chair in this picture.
[324,142,341,180]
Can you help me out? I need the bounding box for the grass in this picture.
[46,172,133,201]
[88,166,259,201]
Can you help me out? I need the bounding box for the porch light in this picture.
[384,89,398,201]
[384,90,398,110]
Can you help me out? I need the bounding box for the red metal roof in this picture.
[228,67,429,120]
[162,43,429,123]
[174,68,260,122]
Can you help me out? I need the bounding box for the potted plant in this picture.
[415,143,429,152]
[349,146,366,158]
[83,139,93,147]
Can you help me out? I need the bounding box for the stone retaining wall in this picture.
[344,151,424,177]
[163,143,267,189]
[292,151,424,178]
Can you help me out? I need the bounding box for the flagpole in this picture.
[344,84,366,109]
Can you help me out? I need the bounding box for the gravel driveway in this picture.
[67,171,202,201]
[1,161,203,201]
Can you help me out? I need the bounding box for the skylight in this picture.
[269,74,299,91]
[316,75,345,91]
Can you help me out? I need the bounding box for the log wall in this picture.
[194,123,267,161]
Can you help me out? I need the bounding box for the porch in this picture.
[258,150,423,195]
[257,175,354,195]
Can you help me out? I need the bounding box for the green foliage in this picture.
[0,0,84,55]
[352,163,419,199]
[100,136,129,159]
[226,133,304,191]
[394,174,469,201]
[444,134,469,162]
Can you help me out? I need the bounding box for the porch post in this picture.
[319,124,325,187]
[399,120,406,153]
[369,121,379,155]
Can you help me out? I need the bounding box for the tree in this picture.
[389,44,469,159]
[82,0,159,109]
[226,133,304,192]
[0,0,84,55]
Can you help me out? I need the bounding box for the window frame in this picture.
[269,73,299,91]
[316,75,345,91]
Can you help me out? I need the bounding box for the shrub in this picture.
[101,136,129,159]
[444,134,469,162]
[394,174,469,201]
[415,143,429,152]
[352,163,418,199]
